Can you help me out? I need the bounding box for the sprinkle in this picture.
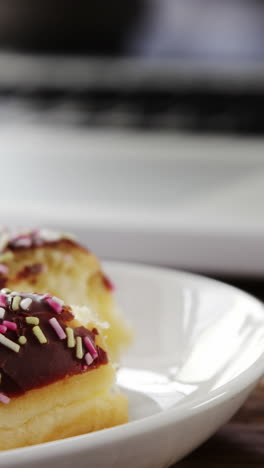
[1,288,10,294]
[18,336,27,345]
[38,229,61,242]
[0,264,8,275]
[26,316,39,326]
[12,296,21,311]
[45,296,63,314]
[66,327,75,348]
[0,294,6,307]
[20,298,32,311]
[0,232,9,251]
[49,317,66,340]
[15,233,30,239]
[32,326,47,344]
[42,293,51,300]
[0,393,10,404]
[3,320,17,331]
[85,352,94,366]
[0,325,7,334]
[0,251,14,263]
[61,232,76,241]
[76,336,84,359]
[0,308,5,319]
[13,237,32,248]
[52,296,64,307]
[0,334,20,352]
[83,336,98,359]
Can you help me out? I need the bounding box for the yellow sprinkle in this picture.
[33,326,47,344]
[0,334,20,353]
[66,327,75,348]
[76,336,83,359]
[26,316,39,326]
[0,251,14,263]
[18,336,27,345]
[61,232,76,241]
[12,296,21,311]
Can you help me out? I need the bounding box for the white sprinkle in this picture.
[0,393,10,404]
[85,352,94,366]
[0,232,9,251]
[38,229,61,242]
[14,237,32,248]
[61,232,76,241]
[1,288,10,294]
[20,298,33,311]
[49,317,66,340]
[52,296,64,307]
[0,308,5,319]
[0,334,20,353]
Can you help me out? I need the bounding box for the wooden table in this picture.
[173,380,264,467]
[173,275,264,467]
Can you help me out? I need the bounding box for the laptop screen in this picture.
[1,0,264,64]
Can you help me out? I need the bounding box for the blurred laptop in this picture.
[0,0,264,277]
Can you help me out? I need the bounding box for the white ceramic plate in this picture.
[1,262,264,468]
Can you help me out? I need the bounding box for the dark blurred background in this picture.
[0,0,264,133]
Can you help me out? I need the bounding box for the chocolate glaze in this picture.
[0,277,7,289]
[0,229,88,254]
[0,292,108,398]
[17,263,46,280]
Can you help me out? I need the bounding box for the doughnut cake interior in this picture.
[0,229,132,362]
[0,290,128,450]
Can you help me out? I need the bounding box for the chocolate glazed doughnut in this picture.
[0,289,128,450]
[0,291,107,399]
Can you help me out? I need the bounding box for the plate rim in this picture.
[1,261,264,464]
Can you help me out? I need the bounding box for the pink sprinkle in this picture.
[42,293,51,300]
[0,264,8,275]
[15,234,31,240]
[85,352,94,366]
[0,392,10,404]
[3,321,17,331]
[83,336,98,359]
[45,297,62,314]
[49,317,66,340]
[0,325,7,334]
[0,294,6,307]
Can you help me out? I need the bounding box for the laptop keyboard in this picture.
[0,88,264,134]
